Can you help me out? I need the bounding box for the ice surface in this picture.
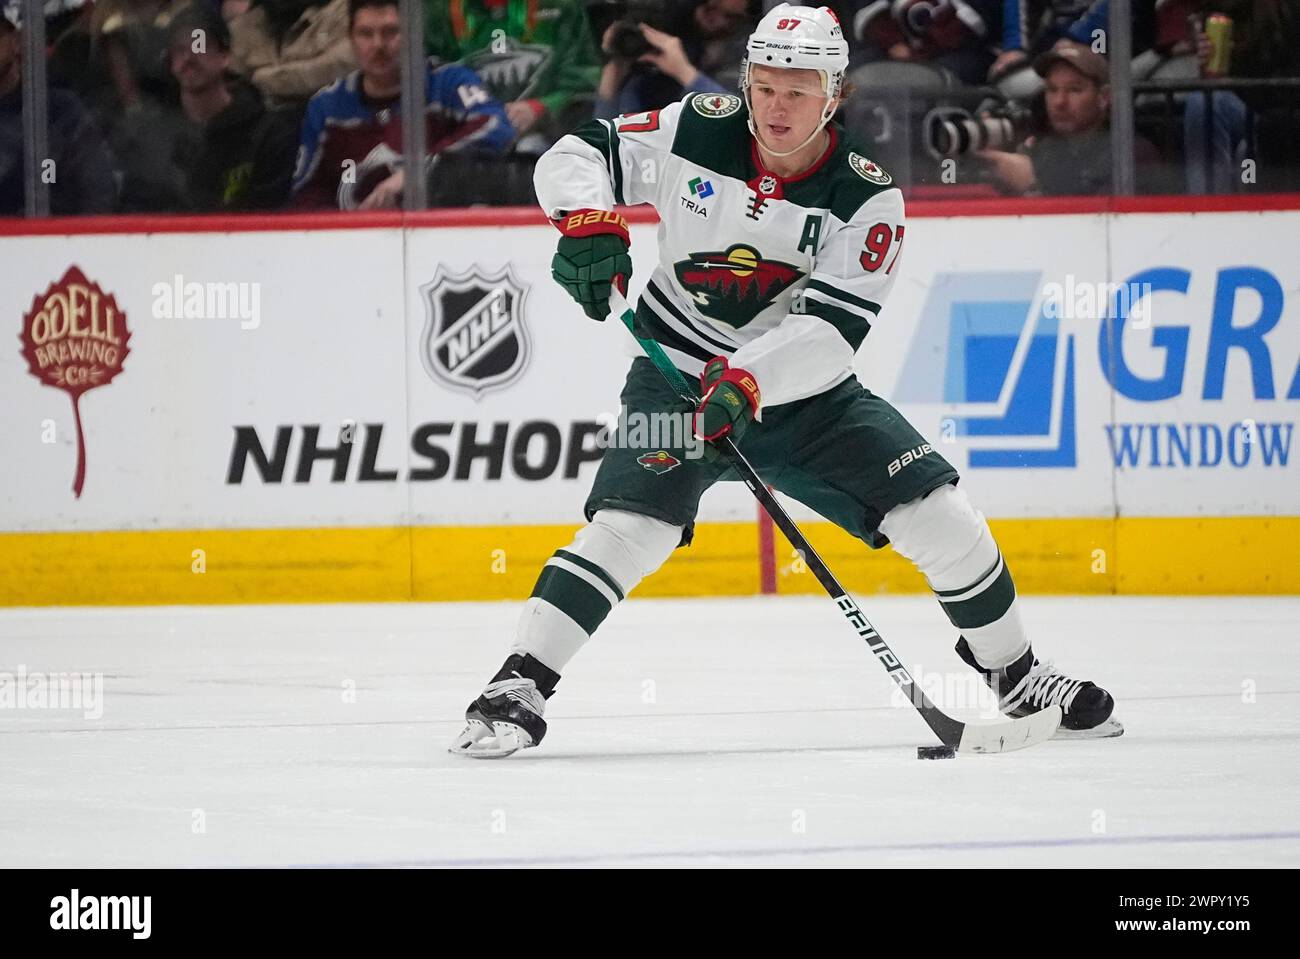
[1,596,1297,867]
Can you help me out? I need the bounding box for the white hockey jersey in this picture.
[534,91,906,411]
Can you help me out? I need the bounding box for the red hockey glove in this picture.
[693,356,761,446]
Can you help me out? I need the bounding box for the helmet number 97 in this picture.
[776,18,801,29]
[860,223,905,274]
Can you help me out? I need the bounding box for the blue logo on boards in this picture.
[895,272,1076,469]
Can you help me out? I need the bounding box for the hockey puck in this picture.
[917,745,957,760]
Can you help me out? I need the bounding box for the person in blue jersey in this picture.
[291,0,512,208]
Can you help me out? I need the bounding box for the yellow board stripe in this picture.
[0,517,1296,606]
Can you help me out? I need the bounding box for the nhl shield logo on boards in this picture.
[420,265,531,399]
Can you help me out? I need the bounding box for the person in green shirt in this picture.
[424,0,600,149]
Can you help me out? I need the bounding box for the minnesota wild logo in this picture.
[691,92,742,118]
[637,450,681,475]
[464,42,553,102]
[673,244,803,329]
[849,152,892,185]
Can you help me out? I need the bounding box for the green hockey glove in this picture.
[550,209,633,321]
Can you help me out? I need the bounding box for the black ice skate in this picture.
[449,653,561,758]
[956,638,1124,739]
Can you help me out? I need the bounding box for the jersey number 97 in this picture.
[861,223,905,274]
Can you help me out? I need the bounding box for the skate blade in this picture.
[448,720,535,759]
[1054,716,1125,740]
[448,719,494,754]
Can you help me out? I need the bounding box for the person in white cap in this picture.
[449,3,1121,758]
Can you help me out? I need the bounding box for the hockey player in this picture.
[451,3,1121,758]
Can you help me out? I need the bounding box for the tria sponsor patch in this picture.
[637,450,681,475]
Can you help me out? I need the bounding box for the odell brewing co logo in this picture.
[419,265,530,399]
[19,267,130,497]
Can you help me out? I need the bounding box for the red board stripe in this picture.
[758,494,777,595]
[1,194,1297,236]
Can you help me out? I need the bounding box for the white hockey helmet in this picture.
[742,4,850,157]
[742,3,850,100]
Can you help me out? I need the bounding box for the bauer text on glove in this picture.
[693,356,761,446]
[550,209,632,321]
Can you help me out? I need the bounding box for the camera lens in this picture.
[610,21,653,59]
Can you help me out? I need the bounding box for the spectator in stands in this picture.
[0,5,117,214]
[109,2,299,210]
[167,2,298,208]
[851,0,1002,85]
[975,39,1161,194]
[1171,0,1300,192]
[228,0,355,114]
[423,0,600,152]
[92,0,189,113]
[595,0,753,120]
[292,0,511,209]
[995,1,1105,72]
[14,0,101,100]
[88,0,191,208]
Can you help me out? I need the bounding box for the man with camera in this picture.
[975,39,1158,195]
[595,0,752,119]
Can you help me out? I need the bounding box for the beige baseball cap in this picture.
[1034,39,1110,86]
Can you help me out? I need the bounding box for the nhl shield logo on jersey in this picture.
[637,450,681,475]
[673,244,804,329]
[691,92,742,118]
[419,265,531,399]
[848,152,893,185]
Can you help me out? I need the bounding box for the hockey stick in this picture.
[608,291,1061,754]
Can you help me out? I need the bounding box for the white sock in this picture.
[880,484,1028,670]
[512,509,681,672]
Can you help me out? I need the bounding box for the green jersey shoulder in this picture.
[672,95,896,219]
[807,128,898,223]
[670,93,752,181]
